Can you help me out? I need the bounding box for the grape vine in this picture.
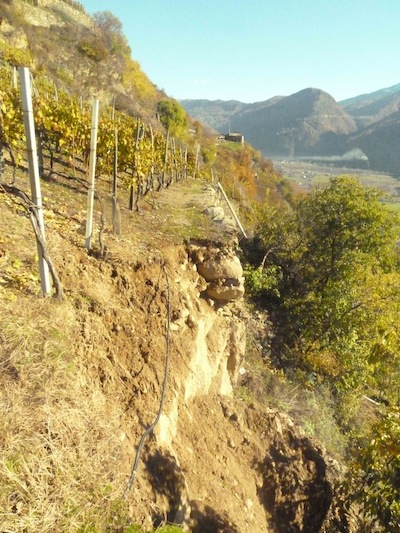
[0,64,193,213]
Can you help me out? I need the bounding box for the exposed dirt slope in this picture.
[0,160,354,532]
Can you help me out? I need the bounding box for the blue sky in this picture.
[80,0,400,103]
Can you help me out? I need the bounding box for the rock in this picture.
[203,206,225,221]
[197,253,243,282]
[189,245,245,303]
[206,278,245,302]
[245,499,253,510]
[186,315,197,329]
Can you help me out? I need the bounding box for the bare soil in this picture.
[0,158,354,532]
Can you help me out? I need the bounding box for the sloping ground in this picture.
[0,158,355,532]
[0,0,162,120]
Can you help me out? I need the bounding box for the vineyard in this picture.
[0,64,210,298]
[0,60,291,304]
[0,63,197,213]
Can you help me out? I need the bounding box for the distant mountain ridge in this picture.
[181,83,400,175]
[340,83,400,111]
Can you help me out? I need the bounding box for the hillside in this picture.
[235,88,356,157]
[0,1,341,532]
[0,136,352,532]
[180,99,248,133]
[340,82,400,116]
[0,0,164,120]
[181,83,400,175]
[1,2,398,532]
[181,89,357,160]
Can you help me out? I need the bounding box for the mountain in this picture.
[340,82,400,114]
[340,85,400,173]
[232,88,356,158]
[346,109,400,174]
[180,98,248,131]
[182,88,357,159]
[181,83,400,174]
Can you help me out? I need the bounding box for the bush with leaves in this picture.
[244,176,400,418]
[348,407,400,531]
[157,99,188,137]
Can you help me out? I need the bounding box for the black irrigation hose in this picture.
[123,264,172,499]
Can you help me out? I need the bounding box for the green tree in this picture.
[245,176,400,412]
[157,99,188,137]
[93,11,131,57]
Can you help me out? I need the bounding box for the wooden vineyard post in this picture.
[85,99,99,251]
[112,126,121,234]
[19,67,51,296]
[193,143,200,179]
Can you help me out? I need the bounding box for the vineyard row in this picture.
[0,65,199,208]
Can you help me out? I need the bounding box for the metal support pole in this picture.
[217,182,248,239]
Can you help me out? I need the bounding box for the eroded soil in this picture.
[0,159,353,532]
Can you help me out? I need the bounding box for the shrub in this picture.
[348,408,400,531]
[243,176,400,421]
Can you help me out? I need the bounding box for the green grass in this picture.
[382,200,400,212]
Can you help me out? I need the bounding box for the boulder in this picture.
[203,206,225,222]
[197,253,243,282]
[206,278,245,302]
[189,244,245,303]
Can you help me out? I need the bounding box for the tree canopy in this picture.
[349,407,400,531]
[93,11,131,57]
[156,99,188,137]
[245,176,400,412]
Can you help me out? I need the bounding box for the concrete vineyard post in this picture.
[129,119,141,211]
[149,123,155,190]
[19,66,51,296]
[184,148,188,178]
[162,129,169,187]
[193,143,200,179]
[85,99,99,251]
[12,66,17,89]
[112,126,121,235]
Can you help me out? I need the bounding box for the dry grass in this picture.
[238,314,348,460]
[0,145,239,531]
[0,297,129,532]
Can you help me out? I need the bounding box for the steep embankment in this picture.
[0,155,351,532]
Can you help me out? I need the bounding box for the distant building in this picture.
[224,132,244,144]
